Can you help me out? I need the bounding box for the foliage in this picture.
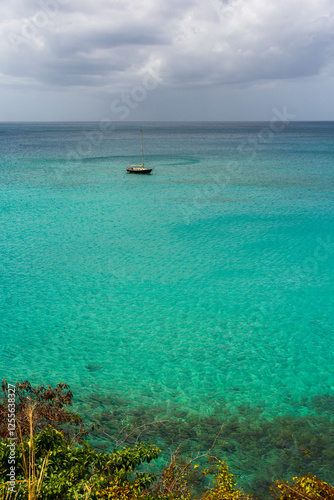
[273,474,334,500]
[85,390,334,498]
[1,424,334,500]
[201,459,254,500]
[0,380,85,441]
[1,381,334,500]
[149,450,193,500]
[0,426,160,499]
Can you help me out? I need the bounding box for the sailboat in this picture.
[126,130,152,174]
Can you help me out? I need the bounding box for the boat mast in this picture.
[141,129,144,166]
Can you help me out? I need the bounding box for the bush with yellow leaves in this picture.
[273,473,334,500]
[201,459,254,500]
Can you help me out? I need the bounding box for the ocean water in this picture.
[1,122,334,497]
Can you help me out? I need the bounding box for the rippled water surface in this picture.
[1,122,334,497]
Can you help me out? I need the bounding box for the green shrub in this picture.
[0,426,160,499]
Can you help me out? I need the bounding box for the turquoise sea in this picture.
[1,122,334,497]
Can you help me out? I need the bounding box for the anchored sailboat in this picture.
[126,130,152,174]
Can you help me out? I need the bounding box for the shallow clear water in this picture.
[1,122,334,497]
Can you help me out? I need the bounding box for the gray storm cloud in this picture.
[1,0,334,88]
[0,0,333,120]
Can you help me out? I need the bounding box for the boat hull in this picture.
[126,168,152,174]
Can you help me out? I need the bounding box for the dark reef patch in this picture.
[85,364,104,372]
[76,391,334,500]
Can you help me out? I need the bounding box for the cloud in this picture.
[0,0,334,94]
[163,0,334,85]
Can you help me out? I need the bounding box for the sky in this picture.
[0,0,334,121]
